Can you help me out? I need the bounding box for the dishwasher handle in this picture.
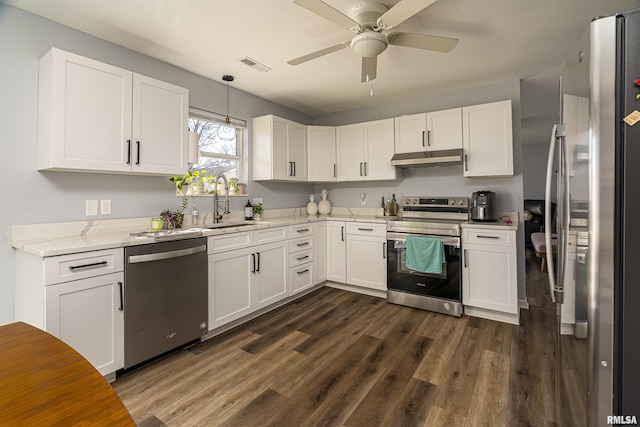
[128,245,206,264]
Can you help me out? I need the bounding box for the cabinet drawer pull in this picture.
[135,141,140,165]
[357,228,374,231]
[296,269,309,275]
[296,242,310,247]
[118,281,124,311]
[68,261,108,271]
[297,228,309,233]
[296,255,309,261]
[126,140,131,164]
[477,235,500,239]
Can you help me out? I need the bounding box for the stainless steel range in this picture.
[386,196,469,317]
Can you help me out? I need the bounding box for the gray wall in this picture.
[310,80,527,302]
[0,5,313,325]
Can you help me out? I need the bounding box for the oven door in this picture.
[386,232,461,302]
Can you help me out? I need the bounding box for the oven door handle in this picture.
[386,232,460,248]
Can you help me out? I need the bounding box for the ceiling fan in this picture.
[288,0,459,82]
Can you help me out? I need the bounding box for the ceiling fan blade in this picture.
[376,0,438,29]
[287,42,350,66]
[293,0,360,29]
[388,32,459,53]
[361,56,377,82]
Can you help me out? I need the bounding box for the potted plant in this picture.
[253,202,263,221]
[160,198,189,229]
[237,182,247,195]
[169,170,203,195]
[227,177,239,195]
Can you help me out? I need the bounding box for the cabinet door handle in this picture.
[296,255,309,261]
[477,235,500,239]
[118,281,124,311]
[357,228,374,231]
[297,228,309,233]
[333,164,336,178]
[293,161,296,176]
[364,162,367,176]
[135,141,141,165]
[256,252,261,272]
[288,162,292,176]
[422,131,426,147]
[68,261,108,271]
[251,253,256,273]
[341,226,345,242]
[296,269,309,275]
[126,140,131,164]
[464,154,468,172]
[359,162,363,176]
[464,249,468,268]
[383,242,386,259]
[427,130,431,146]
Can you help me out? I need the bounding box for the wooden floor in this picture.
[113,249,558,426]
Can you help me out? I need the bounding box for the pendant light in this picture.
[219,75,236,141]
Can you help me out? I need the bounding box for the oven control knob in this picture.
[449,200,455,205]
[458,200,465,206]
[412,199,418,204]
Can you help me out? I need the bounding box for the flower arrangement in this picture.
[160,198,189,229]
[253,202,263,220]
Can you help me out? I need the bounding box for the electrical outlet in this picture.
[253,198,263,205]
[86,200,98,216]
[100,199,112,215]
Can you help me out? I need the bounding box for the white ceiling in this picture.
[3,0,640,116]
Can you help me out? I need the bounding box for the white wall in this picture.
[0,5,313,325]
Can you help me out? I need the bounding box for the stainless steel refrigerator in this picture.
[545,8,640,426]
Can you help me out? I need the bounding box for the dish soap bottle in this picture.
[191,204,199,225]
[244,199,253,220]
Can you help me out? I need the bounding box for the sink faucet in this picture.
[213,174,230,223]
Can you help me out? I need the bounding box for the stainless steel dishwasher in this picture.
[124,237,207,370]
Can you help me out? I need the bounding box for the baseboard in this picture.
[519,298,530,310]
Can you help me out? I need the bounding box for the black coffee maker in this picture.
[471,191,498,221]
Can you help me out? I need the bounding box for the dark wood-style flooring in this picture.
[113,249,558,426]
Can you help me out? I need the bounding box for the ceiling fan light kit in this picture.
[289,0,459,83]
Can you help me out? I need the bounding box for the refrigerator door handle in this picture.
[545,124,561,302]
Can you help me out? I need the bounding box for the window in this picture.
[188,108,244,182]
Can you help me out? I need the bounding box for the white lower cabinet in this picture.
[346,223,387,291]
[462,227,518,324]
[314,222,327,284]
[288,224,315,295]
[208,236,287,330]
[327,221,346,283]
[14,248,125,377]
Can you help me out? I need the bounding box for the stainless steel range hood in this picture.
[390,149,463,168]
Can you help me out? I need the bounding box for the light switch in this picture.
[86,200,98,216]
[100,199,112,215]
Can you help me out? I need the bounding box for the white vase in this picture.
[318,189,331,215]
[306,194,318,215]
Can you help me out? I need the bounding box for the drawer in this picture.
[208,231,254,254]
[463,228,514,246]
[289,262,314,295]
[44,248,124,285]
[289,223,313,238]
[289,236,314,253]
[346,222,386,237]
[288,249,313,267]
[254,226,288,244]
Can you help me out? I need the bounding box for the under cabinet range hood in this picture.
[390,149,463,168]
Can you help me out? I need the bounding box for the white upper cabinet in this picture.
[37,48,188,175]
[307,126,337,182]
[394,108,462,154]
[462,100,514,177]
[337,118,397,181]
[253,115,308,181]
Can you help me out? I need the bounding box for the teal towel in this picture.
[405,236,445,274]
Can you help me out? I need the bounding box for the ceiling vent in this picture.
[240,57,271,73]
